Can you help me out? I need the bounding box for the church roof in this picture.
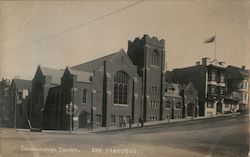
[67,68,93,83]
[71,49,126,72]
[39,66,64,85]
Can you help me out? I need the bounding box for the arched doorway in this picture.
[216,102,222,114]
[187,103,194,117]
[79,111,89,128]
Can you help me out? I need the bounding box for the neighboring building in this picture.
[225,66,249,113]
[224,91,241,113]
[163,82,198,120]
[166,58,226,116]
[30,65,64,129]
[8,79,32,128]
[0,78,11,126]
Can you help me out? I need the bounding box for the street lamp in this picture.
[65,102,78,133]
[90,90,100,130]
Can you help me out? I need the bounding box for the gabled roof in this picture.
[71,49,126,72]
[39,65,64,85]
[68,67,93,83]
[12,79,32,90]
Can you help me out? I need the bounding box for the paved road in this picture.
[0,115,249,157]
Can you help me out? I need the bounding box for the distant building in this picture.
[8,79,32,128]
[225,66,249,113]
[166,58,227,116]
[0,78,10,125]
[163,82,199,120]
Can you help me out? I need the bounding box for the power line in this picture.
[197,3,249,29]
[4,0,144,52]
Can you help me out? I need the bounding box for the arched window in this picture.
[82,89,86,104]
[113,71,129,104]
[165,101,171,108]
[175,102,182,109]
[152,50,160,66]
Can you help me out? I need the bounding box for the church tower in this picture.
[127,34,166,121]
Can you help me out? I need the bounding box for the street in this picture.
[0,115,249,157]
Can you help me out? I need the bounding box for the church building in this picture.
[29,34,198,130]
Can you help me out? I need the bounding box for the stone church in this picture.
[28,34,198,130]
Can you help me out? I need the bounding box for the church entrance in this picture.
[79,111,89,128]
[187,103,194,117]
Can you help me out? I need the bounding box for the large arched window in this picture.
[151,50,160,66]
[113,71,128,104]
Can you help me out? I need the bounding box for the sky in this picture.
[0,0,249,80]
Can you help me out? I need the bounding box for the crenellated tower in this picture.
[127,34,166,121]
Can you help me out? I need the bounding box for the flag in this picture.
[204,35,215,43]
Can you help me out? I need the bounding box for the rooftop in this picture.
[39,65,64,85]
[12,78,32,90]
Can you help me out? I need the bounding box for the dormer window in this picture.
[169,87,175,93]
[18,91,22,101]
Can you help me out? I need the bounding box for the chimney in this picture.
[202,57,210,66]
[242,66,245,70]
[196,61,200,66]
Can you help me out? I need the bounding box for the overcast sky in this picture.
[0,0,249,80]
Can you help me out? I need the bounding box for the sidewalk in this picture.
[90,112,241,133]
[15,112,241,135]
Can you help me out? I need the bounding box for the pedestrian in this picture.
[139,118,144,128]
[87,119,90,130]
[123,120,127,127]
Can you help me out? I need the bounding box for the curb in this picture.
[92,113,242,134]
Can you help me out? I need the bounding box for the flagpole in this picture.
[214,33,216,60]
[204,35,216,61]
